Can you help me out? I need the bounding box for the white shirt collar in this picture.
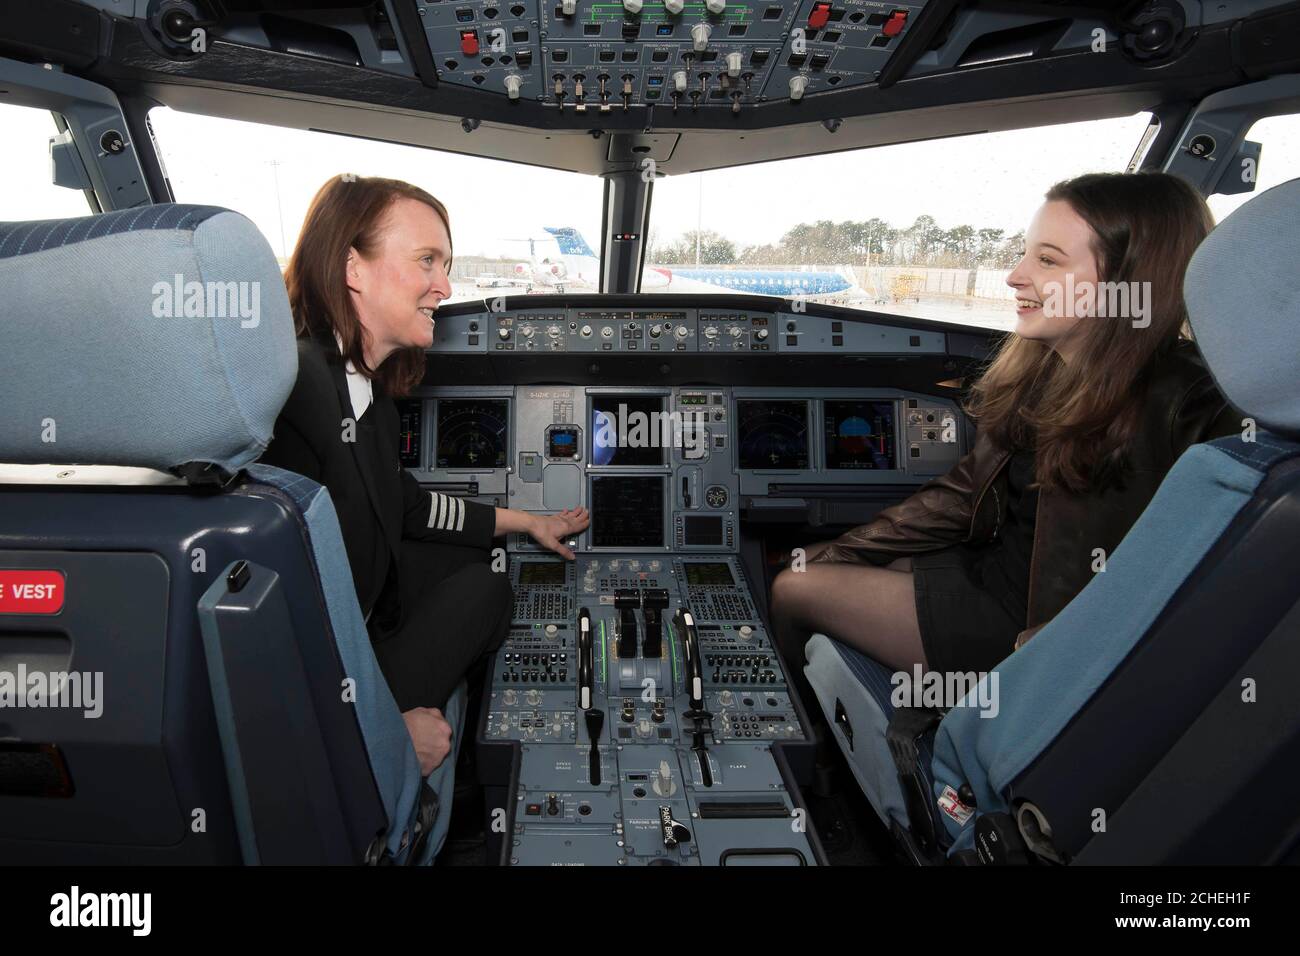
[334,332,373,420]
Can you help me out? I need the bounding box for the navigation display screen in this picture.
[823,400,897,470]
[684,562,734,587]
[590,393,668,467]
[736,400,809,470]
[590,476,665,548]
[436,399,509,469]
[519,561,566,586]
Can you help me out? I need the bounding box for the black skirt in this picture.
[912,545,1026,675]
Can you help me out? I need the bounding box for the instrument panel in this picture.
[481,553,816,865]
[416,0,933,110]
[398,382,964,556]
[431,305,946,355]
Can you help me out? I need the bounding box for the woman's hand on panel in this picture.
[527,507,591,560]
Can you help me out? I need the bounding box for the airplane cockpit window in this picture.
[645,112,1152,330]
[148,106,603,299]
[1206,111,1300,222]
[0,104,93,220]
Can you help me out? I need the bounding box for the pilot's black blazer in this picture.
[259,335,495,625]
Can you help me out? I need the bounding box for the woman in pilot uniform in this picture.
[261,175,588,773]
[772,171,1240,679]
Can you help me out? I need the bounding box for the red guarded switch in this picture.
[883,10,908,36]
[808,2,831,29]
[459,30,479,55]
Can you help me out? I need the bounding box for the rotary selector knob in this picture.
[580,324,593,337]
[664,0,684,12]
[601,326,614,338]
[674,325,688,339]
[545,623,558,636]
[755,327,769,340]
[691,22,711,52]
[503,689,518,706]
[649,560,662,571]
[498,327,511,340]
[504,74,522,99]
[739,625,754,639]
[526,689,541,706]
[547,324,561,337]
[728,325,743,337]
[726,51,742,77]
[520,325,535,338]
[789,75,808,101]
[703,325,719,339]
[649,324,662,337]
[673,70,688,93]
[705,0,725,13]
[623,0,643,13]
[561,0,577,14]
[719,690,734,706]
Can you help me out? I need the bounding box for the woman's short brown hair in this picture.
[285,175,452,397]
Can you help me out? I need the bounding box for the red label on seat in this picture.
[0,570,66,614]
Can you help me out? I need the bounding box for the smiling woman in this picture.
[259,174,589,776]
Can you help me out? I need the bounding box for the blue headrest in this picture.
[0,204,296,474]
[1185,178,1300,437]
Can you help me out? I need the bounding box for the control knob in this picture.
[755,327,769,340]
[705,0,725,13]
[674,325,688,340]
[726,51,742,77]
[702,325,719,340]
[789,75,807,101]
[504,74,522,100]
[691,22,711,52]
[664,0,685,12]
[520,325,534,338]
[580,324,593,337]
[623,0,643,12]
[672,70,688,93]
[497,327,511,340]
[561,0,576,14]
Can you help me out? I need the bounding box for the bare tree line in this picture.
[649,217,1027,269]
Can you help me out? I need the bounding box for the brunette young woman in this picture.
[771,171,1240,679]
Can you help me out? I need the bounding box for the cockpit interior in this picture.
[2,0,1299,882]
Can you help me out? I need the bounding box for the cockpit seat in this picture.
[0,203,461,863]
[804,177,1300,864]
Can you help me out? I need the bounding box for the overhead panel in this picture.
[417,0,931,112]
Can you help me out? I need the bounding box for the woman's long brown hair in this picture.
[965,171,1214,493]
[284,175,452,397]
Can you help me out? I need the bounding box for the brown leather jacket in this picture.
[810,339,1240,646]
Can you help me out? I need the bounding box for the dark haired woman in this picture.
[771,171,1240,679]
[261,175,588,773]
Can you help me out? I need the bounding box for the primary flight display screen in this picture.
[590,393,668,467]
[823,400,898,470]
[590,475,665,548]
[736,400,810,470]
[436,399,510,469]
[396,400,423,469]
[684,561,735,587]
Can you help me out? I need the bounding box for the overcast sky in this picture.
[4,102,1297,261]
